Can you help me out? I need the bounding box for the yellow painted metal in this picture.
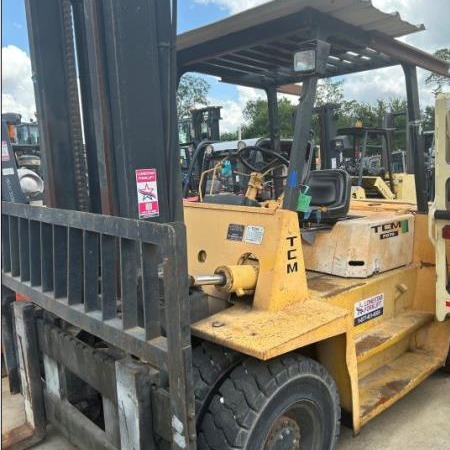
[358,352,442,426]
[351,186,366,200]
[302,211,414,278]
[391,173,416,202]
[429,93,450,321]
[215,264,258,296]
[244,172,264,200]
[355,311,433,363]
[191,299,351,359]
[184,156,450,433]
[350,174,416,202]
[185,202,309,311]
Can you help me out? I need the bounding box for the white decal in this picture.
[354,293,384,325]
[244,225,264,245]
[136,168,159,218]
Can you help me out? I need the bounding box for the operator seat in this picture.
[302,169,351,223]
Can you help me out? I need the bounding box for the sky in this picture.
[2,0,449,133]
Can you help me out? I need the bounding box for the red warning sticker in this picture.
[136,168,159,219]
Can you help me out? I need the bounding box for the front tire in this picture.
[198,354,340,450]
[441,344,450,373]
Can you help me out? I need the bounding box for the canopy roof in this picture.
[177,0,449,89]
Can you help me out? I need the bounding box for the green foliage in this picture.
[220,131,239,141]
[315,79,344,107]
[425,48,450,96]
[177,75,210,119]
[422,106,435,131]
[242,97,297,138]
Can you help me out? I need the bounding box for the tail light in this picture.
[442,225,450,240]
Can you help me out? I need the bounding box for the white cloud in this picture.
[1,45,36,121]
[194,0,269,15]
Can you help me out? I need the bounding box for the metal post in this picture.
[25,0,89,211]
[283,76,318,211]
[266,86,283,196]
[403,64,428,213]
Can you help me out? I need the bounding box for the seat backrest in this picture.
[304,169,351,222]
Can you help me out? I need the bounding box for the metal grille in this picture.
[2,201,190,366]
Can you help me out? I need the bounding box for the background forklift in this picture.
[1,1,450,450]
[332,125,417,202]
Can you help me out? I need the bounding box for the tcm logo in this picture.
[371,220,409,240]
[286,236,298,273]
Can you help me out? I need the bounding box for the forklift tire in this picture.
[197,354,340,450]
[193,341,242,424]
[441,345,450,373]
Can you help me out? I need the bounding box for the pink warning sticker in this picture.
[2,141,10,162]
[136,168,159,219]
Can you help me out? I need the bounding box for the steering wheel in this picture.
[237,145,289,178]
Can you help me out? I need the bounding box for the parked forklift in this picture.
[332,126,417,202]
[1,1,449,450]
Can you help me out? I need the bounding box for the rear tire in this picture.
[198,353,340,450]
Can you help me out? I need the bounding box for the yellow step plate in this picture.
[192,300,350,360]
[355,310,433,363]
[359,351,442,426]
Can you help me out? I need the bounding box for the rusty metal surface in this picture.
[359,351,442,425]
[1,423,43,450]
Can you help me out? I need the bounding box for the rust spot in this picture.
[382,379,410,397]
[323,283,366,298]
[362,379,410,416]
[2,423,35,449]
[307,276,338,293]
[356,334,389,356]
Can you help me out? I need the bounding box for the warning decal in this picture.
[244,225,265,245]
[136,168,159,219]
[354,293,384,325]
[2,141,10,162]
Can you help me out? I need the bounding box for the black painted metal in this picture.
[435,210,450,220]
[25,0,89,211]
[178,6,449,89]
[37,320,118,402]
[1,287,21,394]
[1,201,194,449]
[283,76,318,211]
[403,64,428,213]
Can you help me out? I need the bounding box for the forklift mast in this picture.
[1,1,195,449]
[27,0,181,221]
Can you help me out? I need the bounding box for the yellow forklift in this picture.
[1,1,449,449]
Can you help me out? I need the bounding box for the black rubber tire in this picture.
[198,353,340,450]
[441,345,450,373]
[193,342,242,424]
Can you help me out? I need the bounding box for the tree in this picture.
[425,48,450,96]
[220,131,239,140]
[177,74,210,119]
[242,97,297,138]
[315,79,344,107]
[422,106,435,131]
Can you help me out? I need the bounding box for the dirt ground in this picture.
[2,371,449,449]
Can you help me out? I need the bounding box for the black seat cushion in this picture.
[303,169,351,222]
